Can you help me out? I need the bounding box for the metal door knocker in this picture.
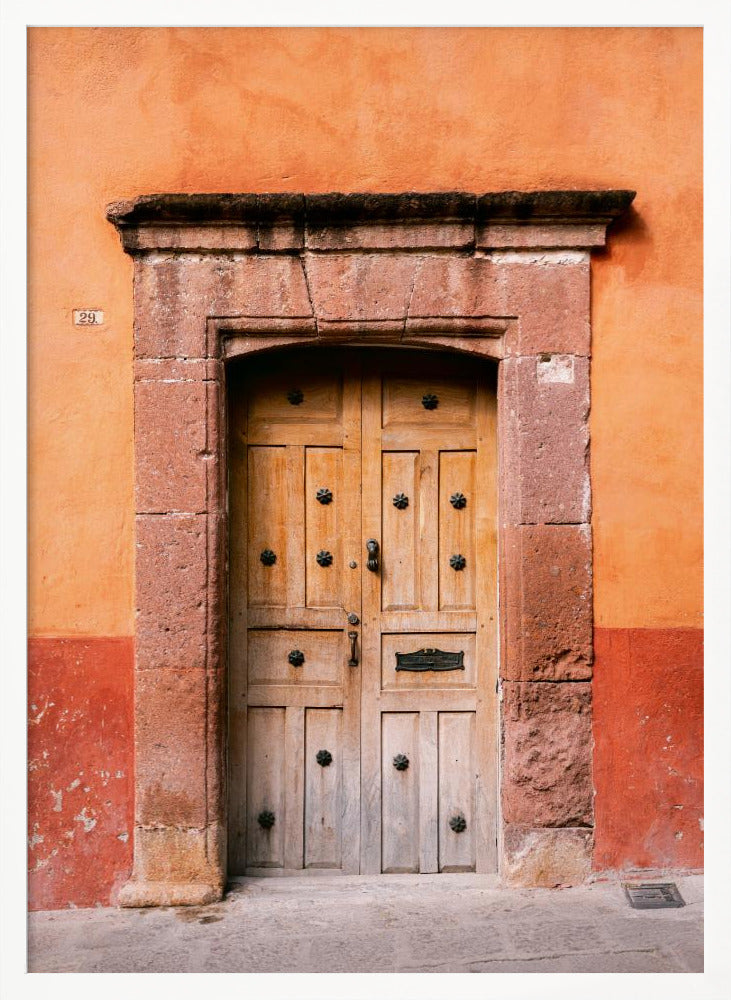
[366,539,379,572]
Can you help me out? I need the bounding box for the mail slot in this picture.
[395,648,465,672]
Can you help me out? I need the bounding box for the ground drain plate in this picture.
[624,882,685,909]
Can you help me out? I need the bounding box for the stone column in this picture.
[496,250,595,886]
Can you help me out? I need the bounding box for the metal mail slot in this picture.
[395,648,465,672]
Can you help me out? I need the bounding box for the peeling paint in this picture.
[50,789,63,812]
[73,807,97,833]
[28,824,44,850]
[29,698,54,725]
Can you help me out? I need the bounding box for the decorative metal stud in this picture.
[287,388,304,405]
[258,810,275,829]
[316,487,333,505]
[288,649,305,667]
[449,553,467,571]
[450,492,467,509]
[260,549,277,566]
[316,550,333,567]
[393,754,410,771]
[316,750,333,767]
[392,492,409,510]
[421,393,439,410]
[449,814,467,833]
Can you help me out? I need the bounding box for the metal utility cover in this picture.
[624,883,685,909]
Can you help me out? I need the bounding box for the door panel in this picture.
[247,630,342,687]
[305,447,343,608]
[381,633,476,691]
[246,707,286,868]
[381,451,420,611]
[381,713,420,873]
[438,712,476,872]
[438,451,476,611]
[229,349,497,876]
[304,708,343,868]
[247,446,289,607]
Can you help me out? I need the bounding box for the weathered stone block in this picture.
[408,257,504,318]
[500,355,591,524]
[499,254,591,356]
[501,524,593,681]
[135,514,208,670]
[134,256,312,359]
[477,223,606,251]
[120,824,224,900]
[305,253,417,323]
[306,221,474,251]
[501,681,593,826]
[135,669,208,828]
[135,380,209,514]
[502,825,593,887]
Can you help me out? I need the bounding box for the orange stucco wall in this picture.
[27,27,703,906]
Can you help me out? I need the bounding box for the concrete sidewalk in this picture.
[28,872,703,973]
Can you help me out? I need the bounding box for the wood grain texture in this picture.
[304,708,343,868]
[381,713,420,873]
[229,348,497,876]
[305,447,343,608]
[438,712,476,872]
[439,451,476,611]
[247,446,288,607]
[246,707,286,868]
[419,711,439,873]
[381,451,419,611]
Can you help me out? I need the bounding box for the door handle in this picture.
[366,538,380,573]
[347,631,359,667]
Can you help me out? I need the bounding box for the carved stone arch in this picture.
[108,190,634,905]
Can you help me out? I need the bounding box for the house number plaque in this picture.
[395,648,465,672]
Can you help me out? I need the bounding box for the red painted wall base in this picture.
[27,629,702,908]
[592,627,703,870]
[28,638,134,910]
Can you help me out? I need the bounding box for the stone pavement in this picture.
[28,872,703,974]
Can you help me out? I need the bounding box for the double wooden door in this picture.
[228,348,497,875]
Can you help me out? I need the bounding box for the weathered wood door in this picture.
[229,349,497,875]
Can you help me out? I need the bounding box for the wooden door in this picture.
[228,349,497,875]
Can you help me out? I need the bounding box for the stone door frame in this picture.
[108,190,634,906]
